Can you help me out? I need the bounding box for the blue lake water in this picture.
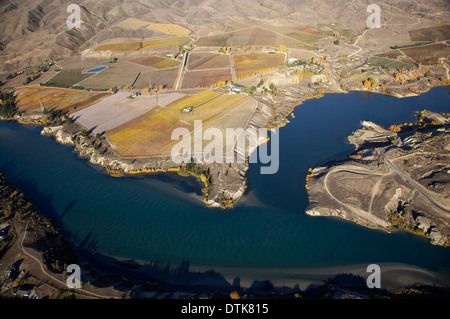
[86,66,108,73]
[0,87,449,286]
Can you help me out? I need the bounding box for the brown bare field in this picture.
[409,25,450,41]
[133,68,180,89]
[233,52,285,79]
[375,49,403,60]
[107,93,255,156]
[130,56,180,69]
[400,43,449,65]
[195,26,315,50]
[182,69,232,88]
[15,87,110,113]
[187,53,230,70]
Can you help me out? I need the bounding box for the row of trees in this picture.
[0,91,17,118]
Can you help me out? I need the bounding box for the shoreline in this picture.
[1,87,450,298]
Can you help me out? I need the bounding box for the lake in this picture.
[0,87,449,288]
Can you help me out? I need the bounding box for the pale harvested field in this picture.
[73,92,185,134]
[107,92,256,156]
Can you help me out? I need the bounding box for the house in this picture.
[14,285,37,299]
[287,58,298,65]
[230,86,242,94]
[0,223,10,240]
[182,106,193,113]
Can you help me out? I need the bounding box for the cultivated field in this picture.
[111,18,189,36]
[285,30,325,44]
[164,90,221,110]
[369,56,413,70]
[111,18,150,30]
[133,68,180,90]
[95,42,143,51]
[130,56,180,69]
[195,27,315,50]
[233,52,285,79]
[142,37,189,49]
[409,25,450,42]
[96,37,189,52]
[146,22,190,36]
[182,69,232,88]
[15,87,110,113]
[43,68,94,88]
[107,92,256,157]
[400,43,449,65]
[76,62,147,90]
[73,92,185,134]
[187,53,231,70]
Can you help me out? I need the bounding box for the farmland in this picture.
[96,37,189,52]
[369,56,413,70]
[106,92,256,157]
[130,56,180,69]
[73,92,185,135]
[400,43,449,65]
[76,62,146,90]
[15,87,110,113]
[165,90,221,110]
[285,31,325,44]
[195,27,315,50]
[133,68,180,90]
[95,42,143,52]
[187,53,231,70]
[42,68,94,88]
[409,25,450,42]
[111,18,150,30]
[146,22,190,37]
[182,69,232,88]
[233,52,285,79]
[142,37,189,49]
[111,18,189,36]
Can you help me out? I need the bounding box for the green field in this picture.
[285,32,325,43]
[369,56,413,70]
[42,69,94,88]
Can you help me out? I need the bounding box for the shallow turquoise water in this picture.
[0,87,449,284]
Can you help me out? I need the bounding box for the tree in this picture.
[257,79,264,87]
